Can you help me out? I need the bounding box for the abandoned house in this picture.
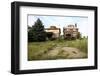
[63,24,80,39]
[45,26,61,39]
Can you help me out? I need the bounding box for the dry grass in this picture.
[28,38,88,61]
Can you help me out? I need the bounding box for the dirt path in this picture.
[62,47,86,58]
[43,46,87,59]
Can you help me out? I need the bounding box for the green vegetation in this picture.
[28,38,88,61]
[28,18,46,42]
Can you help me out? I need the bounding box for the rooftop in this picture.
[45,26,60,30]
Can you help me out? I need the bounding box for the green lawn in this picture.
[28,38,88,61]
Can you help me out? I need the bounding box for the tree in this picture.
[28,26,32,30]
[30,18,46,42]
[28,29,34,42]
[77,32,81,39]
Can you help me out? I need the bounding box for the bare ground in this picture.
[42,46,87,59]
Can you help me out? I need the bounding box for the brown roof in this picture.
[45,26,60,30]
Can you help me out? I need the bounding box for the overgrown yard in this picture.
[28,39,88,61]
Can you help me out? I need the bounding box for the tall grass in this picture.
[28,41,56,60]
[28,38,88,60]
[66,39,88,53]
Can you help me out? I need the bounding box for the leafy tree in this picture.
[30,18,46,42]
[77,32,81,39]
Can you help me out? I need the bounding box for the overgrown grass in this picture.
[66,39,88,53]
[28,41,56,60]
[28,38,88,61]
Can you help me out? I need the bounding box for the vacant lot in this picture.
[28,39,88,61]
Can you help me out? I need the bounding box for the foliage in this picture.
[28,18,46,42]
[77,32,81,39]
[28,26,32,30]
[28,30,34,42]
[28,39,88,60]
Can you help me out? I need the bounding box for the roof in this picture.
[45,26,60,30]
[64,24,78,29]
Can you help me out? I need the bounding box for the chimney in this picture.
[75,23,77,27]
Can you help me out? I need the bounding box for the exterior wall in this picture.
[45,29,60,38]
[45,25,79,39]
[63,25,79,39]
[45,30,60,34]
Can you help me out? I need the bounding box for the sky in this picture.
[28,15,88,37]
